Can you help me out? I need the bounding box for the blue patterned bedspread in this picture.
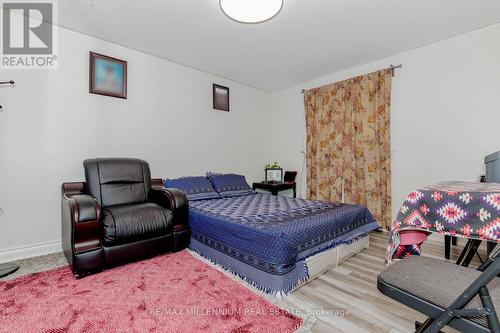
[189,193,378,275]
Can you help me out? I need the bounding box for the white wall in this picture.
[0,27,272,260]
[269,23,500,222]
[3,22,500,261]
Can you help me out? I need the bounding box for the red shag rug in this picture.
[0,251,302,333]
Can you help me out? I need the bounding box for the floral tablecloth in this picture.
[387,181,500,262]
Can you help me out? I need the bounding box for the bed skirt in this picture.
[190,233,370,296]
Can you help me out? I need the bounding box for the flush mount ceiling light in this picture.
[219,0,283,24]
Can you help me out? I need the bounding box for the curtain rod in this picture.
[301,64,402,93]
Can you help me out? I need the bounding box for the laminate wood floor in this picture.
[284,232,487,333]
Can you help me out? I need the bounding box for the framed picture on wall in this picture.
[89,52,127,99]
[213,84,229,111]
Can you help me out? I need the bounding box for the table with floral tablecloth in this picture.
[387,181,500,263]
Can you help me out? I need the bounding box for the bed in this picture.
[187,192,378,295]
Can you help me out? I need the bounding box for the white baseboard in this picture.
[0,240,62,263]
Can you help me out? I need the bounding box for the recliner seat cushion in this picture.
[102,203,173,246]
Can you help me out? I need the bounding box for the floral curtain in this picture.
[304,69,392,229]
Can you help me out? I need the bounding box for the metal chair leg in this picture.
[480,287,500,333]
[415,318,432,332]
[456,239,482,267]
[444,235,451,260]
[461,240,482,267]
[415,318,445,333]
[487,241,497,256]
[456,239,472,264]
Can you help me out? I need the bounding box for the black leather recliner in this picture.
[61,158,190,277]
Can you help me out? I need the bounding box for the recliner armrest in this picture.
[149,188,188,228]
[72,194,99,222]
[61,182,102,254]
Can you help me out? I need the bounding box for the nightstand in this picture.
[252,182,296,198]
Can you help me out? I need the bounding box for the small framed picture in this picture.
[89,52,127,99]
[213,84,229,111]
[265,168,283,182]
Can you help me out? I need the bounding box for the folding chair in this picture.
[377,246,500,333]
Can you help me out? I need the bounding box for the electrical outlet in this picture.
[0,208,4,215]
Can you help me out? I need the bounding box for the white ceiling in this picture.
[59,0,500,92]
